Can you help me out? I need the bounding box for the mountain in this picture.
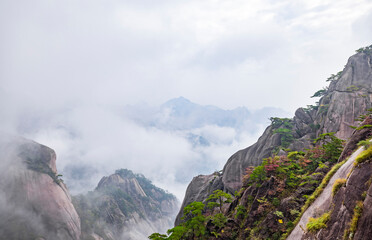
[167,45,372,239]
[13,96,288,199]
[73,169,179,240]
[0,134,179,240]
[0,134,81,240]
[123,96,288,142]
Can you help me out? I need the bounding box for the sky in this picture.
[1,0,372,200]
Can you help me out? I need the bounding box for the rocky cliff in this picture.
[288,116,372,240]
[0,134,81,240]
[73,169,179,240]
[176,47,372,225]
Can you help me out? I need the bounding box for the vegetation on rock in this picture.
[149,133,345,240]
[332,178,346,196]
[344,201,364,239]
[355,145,372,165]
[270,117,294,148]
[355,44,372,54]
[306,212,330,233]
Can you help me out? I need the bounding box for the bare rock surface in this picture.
[0,134,81,240]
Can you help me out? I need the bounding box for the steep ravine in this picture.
[287,146,365,239]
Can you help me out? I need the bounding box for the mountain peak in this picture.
[162,96,192,107]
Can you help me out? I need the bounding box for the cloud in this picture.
[1,0,372,200]
[2,0,372,111]
[9,99,273,202]
[352,11,372,42]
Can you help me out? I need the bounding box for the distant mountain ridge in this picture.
[123,96,288,132]
[123,97,288,149]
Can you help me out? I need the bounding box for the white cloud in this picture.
[1,0,372,199]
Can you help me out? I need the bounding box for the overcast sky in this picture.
[1,0,372,199]
[1,0,372,113]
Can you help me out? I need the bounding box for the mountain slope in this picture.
[73,169,179,240]
[176,47,372,227]
[289,115,372,240]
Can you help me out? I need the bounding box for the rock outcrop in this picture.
[0,134,81,240]
[287,115,372,240]
[175,172,224,225]
[177,49,372,224]
[73,169,179,240]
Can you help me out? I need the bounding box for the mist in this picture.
[0,134,80,239]
[9,101,279,201]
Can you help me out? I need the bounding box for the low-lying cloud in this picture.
[15,103,270,200]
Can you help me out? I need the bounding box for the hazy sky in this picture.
[1,0,372,199]
[1,0,372,112]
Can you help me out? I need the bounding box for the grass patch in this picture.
[306,212,330,233]
[343,201,363,239]
[357,140,372,150]
[355,145,372,165]
[281,160,346,239]
[332,178,346,196]
[356,124,372,131]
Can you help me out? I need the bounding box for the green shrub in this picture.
[290,209,300,217]
[235,205,246,219]
[350,201,364,232]
[287,151,305,160]
[274,128,294,148]
[318,163,328,169]
[357,140,371,149]
[356,125,372,130]
[211,213,227,229]
[274,211,284,218]
[332,178,346,196]
[148,233,168,240]
[355,145,372,165]
[272,197,280,207]
[344,201,363,239]
[286,221,294,228]
[206,190,232,212]
[281,160,346,239]
[311,88,327,98]
[314,132,344,163]
[302,160,346,211]
[250,165,267,183]
[306,212,330,233]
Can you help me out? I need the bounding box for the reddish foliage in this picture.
[276,179,285,192]
[264,157,282,173]
[299,158,312,167]
[242,166,255,185]
[307,145,326,159]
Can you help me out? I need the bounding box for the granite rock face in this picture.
[0,135,81,240]
[177,50,372,224]
[319,52,372,140]
[175,172,223,225]
[74,169,179,240]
